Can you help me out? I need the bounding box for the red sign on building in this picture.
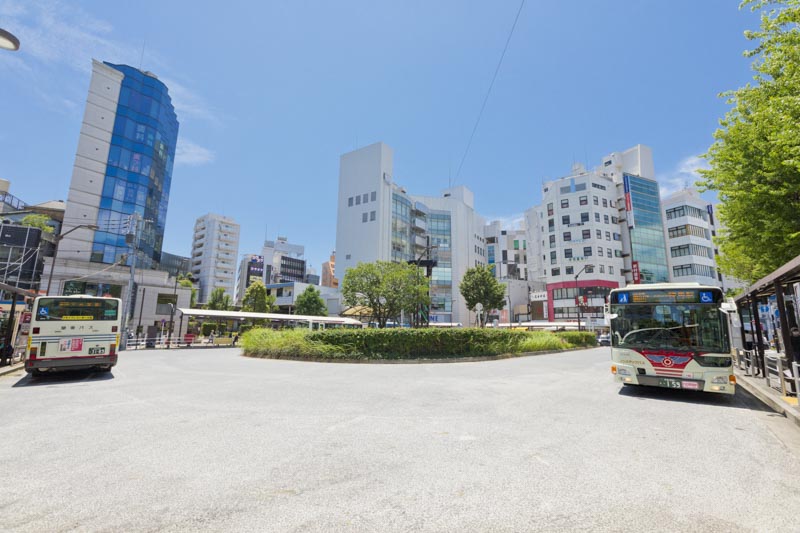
[631,261,641,284]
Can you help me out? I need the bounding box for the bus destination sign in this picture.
[613,289,720,305]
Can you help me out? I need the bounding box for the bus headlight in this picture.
[711,375,730,384]
[616,368,631,376]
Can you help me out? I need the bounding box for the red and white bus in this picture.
[25,295,121,376]
[607,283,736,395]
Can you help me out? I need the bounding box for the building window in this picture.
[602,199,608,207]
[563,231,571,242]
[370,211,376,221]
[582,229,591,239]
[362,212,368,222]
[345,254,351,260]
[579,196,588,206]
[604,214,609,224]
[612,216,618,224]
[348,197,353,207]
[547,203,554,216]
[356,196,361,205]
[613,233,621,241]
[371,191,376,202]
[594,213,600,222]
[600,265,605,273]
[596,229,602,239]
[550,251,557,264]
[548,219,554,232]
[564,248,573,259]
[566,266,574,275]
[549,235,556,248]
[606,231,611,241]
[593,196,599,205]
[552,268,560,276]
[562,215,570,225]
[609,266,614,274]
[561,199,569,208]
[598,247,604,257]
[607,248,612,257]
[362,193,369,203]
[581,212,589,223]
[584,246,593,257]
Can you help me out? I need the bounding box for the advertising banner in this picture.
[623,174,635,229]
[631,261,641,284]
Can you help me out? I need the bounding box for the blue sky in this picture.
[0,1,760,274]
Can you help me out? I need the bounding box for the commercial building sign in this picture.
[631,260,641,284]
[245,255,265,290]
[623,174,635,229]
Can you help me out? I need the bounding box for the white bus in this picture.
[607,283,735,395]
[25,295,121,376]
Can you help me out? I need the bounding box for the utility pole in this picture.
[121,213,141,350]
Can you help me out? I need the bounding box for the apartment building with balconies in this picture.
[191,213,240,303]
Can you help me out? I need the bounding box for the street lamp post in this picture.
[574,264,593,331]
[168,273,194,348]
[45,224,99,295]
[0,28,20,51]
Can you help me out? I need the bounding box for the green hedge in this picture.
[241,327,597,360]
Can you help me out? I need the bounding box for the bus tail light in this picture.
[28,347,37,360]
[611,365,617,374]
[112,326,118,332]
[110,343,116,356]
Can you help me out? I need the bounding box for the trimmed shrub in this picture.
[241,327,597,360]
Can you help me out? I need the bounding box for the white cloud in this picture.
[175,139,215,166]
[486,213,525,231]
[0,0,217,122]
[657,155,709,198]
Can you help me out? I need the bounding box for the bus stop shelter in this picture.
[734,252,800,392]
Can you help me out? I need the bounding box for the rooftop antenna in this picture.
[139,40,146,70]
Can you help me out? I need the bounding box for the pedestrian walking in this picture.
[233,333,239,347]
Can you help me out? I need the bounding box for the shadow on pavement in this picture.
[12,369,115,388]
[618,383,780,414]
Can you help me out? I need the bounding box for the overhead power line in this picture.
[451,0,526,187]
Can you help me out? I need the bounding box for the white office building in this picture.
[525,145,665,328]
[335,142,487,325]
[263,236,306,283]
[191,213,240,303]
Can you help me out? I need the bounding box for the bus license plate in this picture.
[658,378,682,389]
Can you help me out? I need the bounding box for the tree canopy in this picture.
[294,285,328,316]
[341,261,429,328]
[700,0,800,282]
[206,287,232,311]
[21,214,54,233]
[459,265,506,327]
[177,275,198,308]
[242,280,270,313]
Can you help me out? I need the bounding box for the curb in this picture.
[241,346,598,365]
[734,368,800,429]
[0,362,24,378]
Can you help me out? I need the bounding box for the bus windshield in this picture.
[35,298,119,321]
[610,303,728,353]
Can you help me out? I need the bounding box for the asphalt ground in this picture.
[1,347,799,532]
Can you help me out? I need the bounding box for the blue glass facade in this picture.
[428,212,452,322]
[91,63,179,269]
[626,174,669,283]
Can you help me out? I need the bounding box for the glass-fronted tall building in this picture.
[57,60,178,275]
[92,62,179,269]
[621,173,668,283]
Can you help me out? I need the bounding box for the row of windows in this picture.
[668,224,709,239]
[666,204,708,221]
[547,213,618,230]
[550,247,621,263]
[548,230,620,246]
[552,285,613,300]
[349,191,377,207]
[672,263,717,278]
[547,196,616,215]
[361,211,377,223]
[670,244,713,258]
[551,265,615,276]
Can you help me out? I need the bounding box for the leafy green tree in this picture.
[700,0,800,282]
[341,261,429,328]
[21,214,54,233]
[177,276,198,308]
[242,280,269,313]
[459,265,506,327]
[294,285,328,316]
[206,287,232,311]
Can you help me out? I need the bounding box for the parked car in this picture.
[598,333,611,346]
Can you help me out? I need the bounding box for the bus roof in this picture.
[609,283,723,293]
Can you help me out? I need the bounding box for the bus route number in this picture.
[88,347,106,355]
